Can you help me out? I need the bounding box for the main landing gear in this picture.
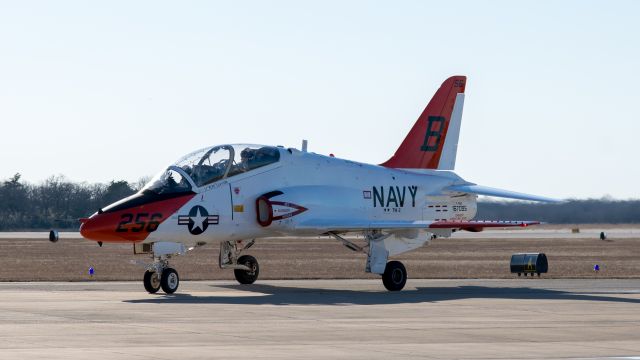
[365,232,410,291]
[381,261,407,291]
[220,240,260,285]
[234,255,259,284]
[330,231,409,292]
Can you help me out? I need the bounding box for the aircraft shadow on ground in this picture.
[124,284,640,306]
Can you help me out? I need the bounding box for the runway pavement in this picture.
[1,279,640,359]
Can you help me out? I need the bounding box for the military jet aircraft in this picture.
[78,75,556,294]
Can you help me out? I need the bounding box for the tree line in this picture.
[0,173,638,230]
[477,199,640,224]
[0,173,139,230]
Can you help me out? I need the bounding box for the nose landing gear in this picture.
[137,243,186,294]
[142,258,180,294]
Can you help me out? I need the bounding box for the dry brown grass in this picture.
[0,234,638,281]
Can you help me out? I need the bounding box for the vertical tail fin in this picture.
[381,75,466,170]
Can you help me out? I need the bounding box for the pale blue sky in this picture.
[1,1,638,199]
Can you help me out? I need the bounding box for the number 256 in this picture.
[116,213,162,233]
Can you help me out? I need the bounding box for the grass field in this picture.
[0,228,638,281]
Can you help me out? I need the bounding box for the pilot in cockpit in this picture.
[239,148,256,172]
[241,146,279,172]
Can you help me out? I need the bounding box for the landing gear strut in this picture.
[219,240,260,285]
[363,231,409,292]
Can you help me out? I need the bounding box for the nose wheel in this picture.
[143,270,161,293]
[142,263,180,294]
[160,268,180,294]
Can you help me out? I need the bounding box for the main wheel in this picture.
[160,268,180,294]
[382,261,407,291]
[234,255,259,284]
[143,270,161,294]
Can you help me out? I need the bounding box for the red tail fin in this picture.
[382,76,466,169]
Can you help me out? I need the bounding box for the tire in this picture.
[234,255,259,285]
[382,261,407,291]
[160,268,180,294]
[143,270,161,294]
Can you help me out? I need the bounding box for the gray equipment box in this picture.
[510,253,548,277]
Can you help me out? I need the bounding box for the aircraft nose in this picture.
[79,193,196,243]
[80,211,133,242]
[79,214,110,241]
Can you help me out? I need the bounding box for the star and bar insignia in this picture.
[178,205,219,235]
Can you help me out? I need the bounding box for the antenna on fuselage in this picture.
[301,139,308,152]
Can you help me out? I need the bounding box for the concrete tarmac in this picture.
[1,279,640,359]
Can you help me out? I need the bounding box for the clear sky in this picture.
[1,1,638,199]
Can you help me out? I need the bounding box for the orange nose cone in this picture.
[79,215,106,241]
[79,213,132,242]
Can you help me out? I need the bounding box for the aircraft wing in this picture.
[445,184,560,202]
[428,220,539,232]
[295,219,431,232]
[295,219,539,233]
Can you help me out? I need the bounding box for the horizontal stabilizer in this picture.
[446,184,560,203]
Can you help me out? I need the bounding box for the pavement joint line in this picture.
[330,343,439,359]
[92,349,163,360]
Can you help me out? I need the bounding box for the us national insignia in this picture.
[178,205,219,235]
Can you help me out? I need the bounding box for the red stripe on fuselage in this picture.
[80,194,195,242]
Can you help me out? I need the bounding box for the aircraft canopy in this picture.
[142,144,281,194]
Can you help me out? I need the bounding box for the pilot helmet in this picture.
[241,148,256,160]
